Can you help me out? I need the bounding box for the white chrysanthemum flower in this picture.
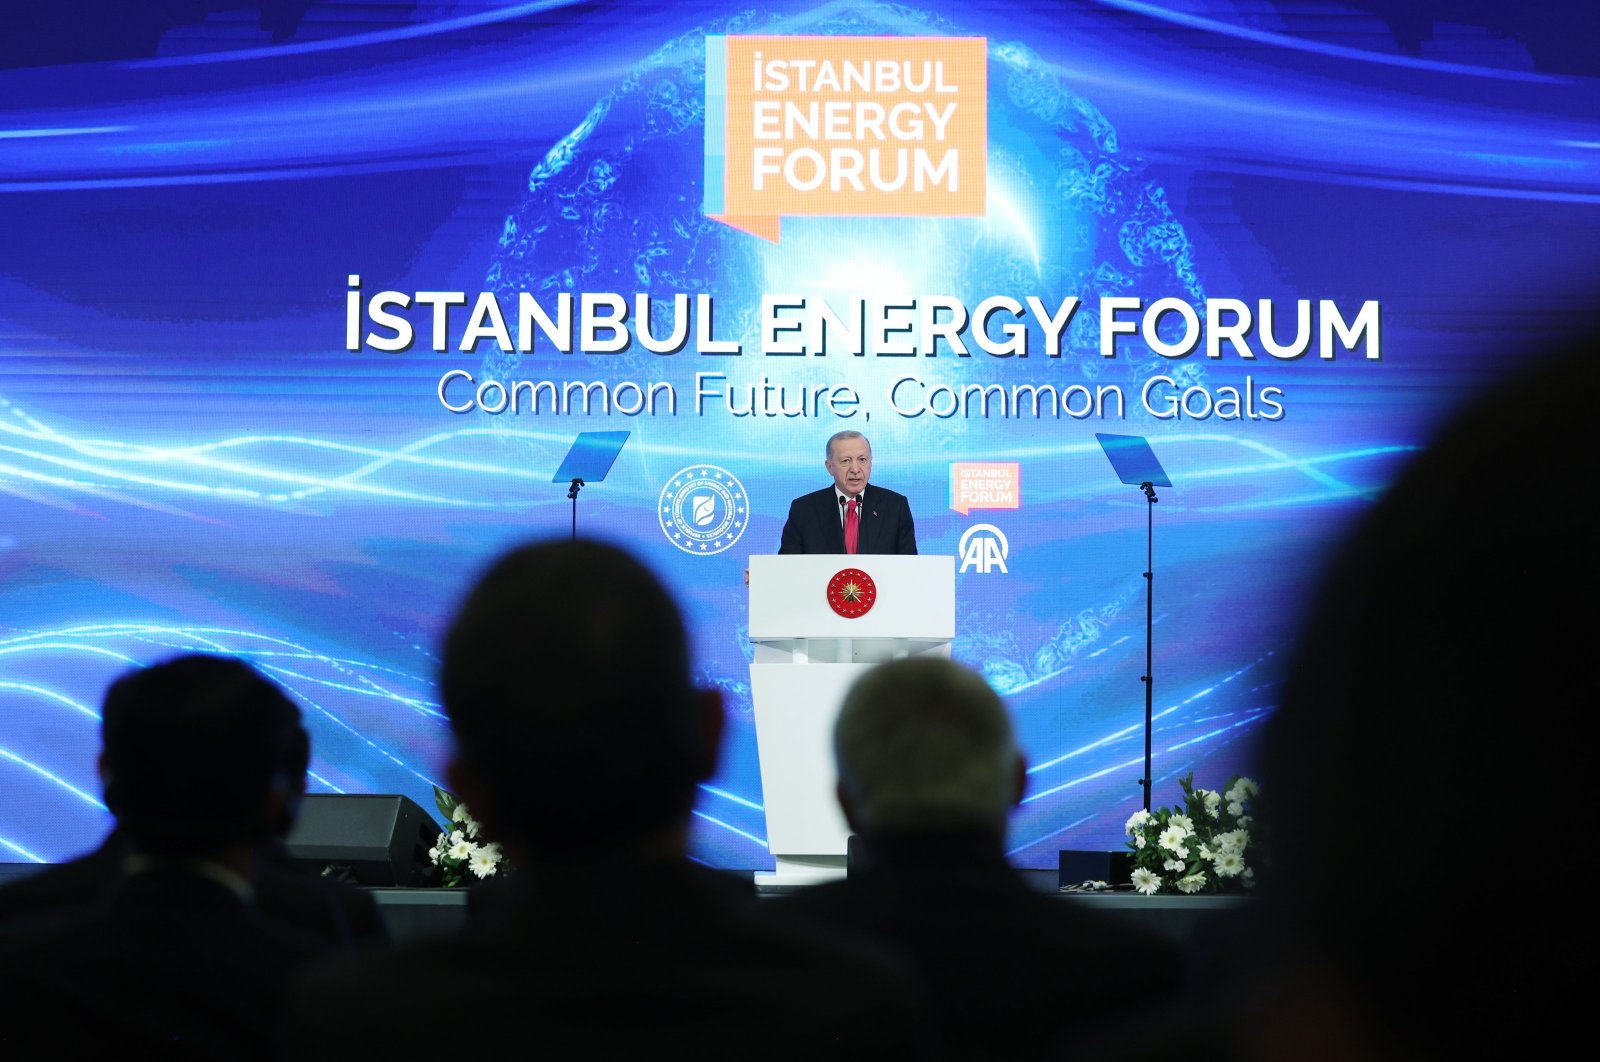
[1169,814,1195,835]
[1227,801,1244,817]
[1124,809,1151,834]
[1237,815,1253,830]
[427,846,441,862]
[469,847,499,878]
[449,830,466,846]
[451,804,470,823]
[1214,850,1246,877]
[448,836,473,861]
[1131,867,1161,895]
[1201,790,1222,818]
[464,818,480,839]
[1158,825,1188,852]
[1163,858,1185,872]
[1177,873,1207,894]
[1216,829,1249,854]
[1134,834,1146,849]
[1198,843,1214,861]
[1225,778,1259,805]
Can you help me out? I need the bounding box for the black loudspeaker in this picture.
[284,794,442,887]
[1058,849,1133,889]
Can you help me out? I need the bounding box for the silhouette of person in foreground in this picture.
[765,656,1181,1060]
[0,655,331,1057]
[289,540,923,1059]
[1085,343,1586,1061]
[0,666,386,947]
[1244,345,1581,1060]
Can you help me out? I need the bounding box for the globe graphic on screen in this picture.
[481,0,1209,466]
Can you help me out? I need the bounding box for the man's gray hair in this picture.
[834,657,1019,834]
[825,430,870,461]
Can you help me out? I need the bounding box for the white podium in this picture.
[747,554,956,885]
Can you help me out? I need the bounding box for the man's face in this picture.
[826,436,872,497]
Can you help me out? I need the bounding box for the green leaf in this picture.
[433,785,458,822]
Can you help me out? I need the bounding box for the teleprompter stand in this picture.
[552,432,629,540]
[1096,433,1174,813]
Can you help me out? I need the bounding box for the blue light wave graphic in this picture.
[1,395,1411,515]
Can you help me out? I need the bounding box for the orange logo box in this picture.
[950,462,1020,515]
[705,35,987,241]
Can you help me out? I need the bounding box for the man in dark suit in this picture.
[779,430,917,555]
[288,540,924,1059]
[0,655,332,1058]
[0,834,385,948]
[0,666,386,948]
[763,656,1180,1060]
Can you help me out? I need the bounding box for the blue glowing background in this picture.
[2,1,1596,868]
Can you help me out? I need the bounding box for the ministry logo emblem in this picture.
[659,466,750,555]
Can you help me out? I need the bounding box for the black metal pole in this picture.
[1140,480,1157,811]
[568,478,584,541]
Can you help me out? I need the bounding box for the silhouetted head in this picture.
[834,656,1024,837]
[1263,343,1583,1056]
[440,539,720,859]
[101,654,309,857]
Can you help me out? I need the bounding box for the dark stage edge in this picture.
[1,864,1249,946]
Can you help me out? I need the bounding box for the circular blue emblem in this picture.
[658,465,750,556]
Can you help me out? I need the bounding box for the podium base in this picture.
[755,855,847,890]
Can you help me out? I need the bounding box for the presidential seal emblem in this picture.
[658,465,750,555]
[826,568,877,618]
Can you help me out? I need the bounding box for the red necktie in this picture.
[844,498,859,554]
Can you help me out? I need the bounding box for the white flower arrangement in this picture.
[1124,772,1262,895]
[429,785,511,887]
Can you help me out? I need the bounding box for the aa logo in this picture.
[959,523,1009,574]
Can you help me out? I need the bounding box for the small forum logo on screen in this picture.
[950,461,1020,516]
[704,34,987,241]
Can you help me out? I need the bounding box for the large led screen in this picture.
[2,1,1596,868]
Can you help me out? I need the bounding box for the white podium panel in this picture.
[747,555,955,886]
[749,662,868,856]
[748,555,955,641]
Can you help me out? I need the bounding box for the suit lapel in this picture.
[822,489,846,553]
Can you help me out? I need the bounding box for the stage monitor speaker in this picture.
[1058,849,1133,889]
[284,794,441,887]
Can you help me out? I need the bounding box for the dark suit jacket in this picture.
[0,832,387,947]
[761,831,1183,1060]
[288,857,928,1060]
[778,485,917,555]
[0,869,328,1058]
